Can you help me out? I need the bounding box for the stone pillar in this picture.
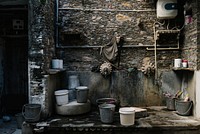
[28,0,55,118]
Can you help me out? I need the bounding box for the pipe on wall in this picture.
[58,7,156,12]
[55,0,59,48]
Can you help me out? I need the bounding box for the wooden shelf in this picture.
[47,69,66,74]
[172,67,194,71]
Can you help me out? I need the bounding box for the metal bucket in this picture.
[99,103,115,123]
[22,104,41,123]
[175,99,193,116]
[166,97,175,110]
[76,86,88,103]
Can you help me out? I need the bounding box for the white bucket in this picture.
[54,90,69,105]
[52,59,63,69]
[174,59,182,68]
[119,107,135,126]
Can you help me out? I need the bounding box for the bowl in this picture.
[96,98,118,105]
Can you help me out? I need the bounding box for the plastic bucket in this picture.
[99,104,115,123]
[22,104,41,123]
[55,90,69,105]
[68,75,80,89]
[76,86,88,103]
[166,97,175,110]
[119,107,135,126]
[174,59,182,67]
[15,113,25,129]
[175,99,193,116]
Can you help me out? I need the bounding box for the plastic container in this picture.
[174,59,182,67]
[119,107,135,126]
[166,97,175,111]
[52,59,63,69]
[76,86,88,103]
[99,103,115,123]
[55,90,69,105]
[182,60,188,68]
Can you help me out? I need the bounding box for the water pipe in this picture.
[55,0,59,48]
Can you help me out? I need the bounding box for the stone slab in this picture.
[55,100,91,115]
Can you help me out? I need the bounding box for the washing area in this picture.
[26,70,199,134]
[54,75,91,116]
[8,0,200,133]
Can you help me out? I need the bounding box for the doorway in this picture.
[0,2,28,115]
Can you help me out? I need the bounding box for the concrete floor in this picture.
[1,106,200,134]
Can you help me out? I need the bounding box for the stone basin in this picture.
[55,100,91,115]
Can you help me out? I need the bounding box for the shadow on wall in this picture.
[64,70,163,107]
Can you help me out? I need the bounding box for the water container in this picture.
[175,99,193,116]
[68,75,80,89]
[157,0,178,19]
[52,59,60,69]
[119,107,135,126]
[76,86,88,103]
[55,90,69,105]
[22,104,41,123]
[99,104,115,123]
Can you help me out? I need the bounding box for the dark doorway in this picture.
[0,2,28,115]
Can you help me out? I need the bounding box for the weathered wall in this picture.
[181,0,198,116]
[56,0,185,107]
[28,0,55,118]
[28,0,200,117]
[57,1,184,71]
[64,70,163,107]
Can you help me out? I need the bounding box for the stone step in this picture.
[55,100,91,115]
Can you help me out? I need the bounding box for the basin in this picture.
[55,100,91,115]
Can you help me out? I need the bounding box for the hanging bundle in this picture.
[100,36,118,63]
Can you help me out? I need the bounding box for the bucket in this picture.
[166,97,175,110]
[119,107,135,126]
[15,113,25,129]
[175,99,193,116]
[99,104,115,123]
[96,98,117,105]
[174,59,182,68]
[68,75,80,89]
[52,59,60,69]
[55,90,69,105]
[22,104,41,123]
[76,86,88,103]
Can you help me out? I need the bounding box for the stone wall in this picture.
[57,1,184,71]
[55,0,186,107]
[28,0,200,115]
[182,0,198,69]
[28,0,55,117]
